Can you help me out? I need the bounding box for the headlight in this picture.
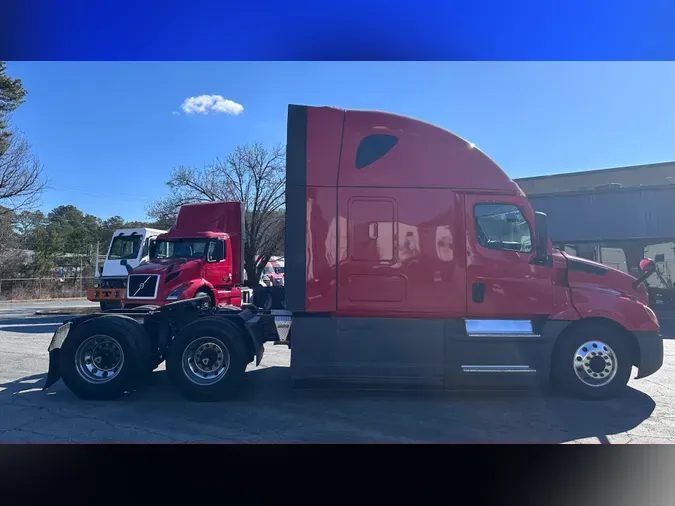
[167,284,190,300]
[644,304,659,327]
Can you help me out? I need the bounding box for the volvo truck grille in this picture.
[127,274,159,299]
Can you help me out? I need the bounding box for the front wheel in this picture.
[552,323,632,400]
[193,288,214,309]
[166,317,248,401]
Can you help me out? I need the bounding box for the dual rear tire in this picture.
[166,316,250,401]
[59,315,151,400]
[59,315,251,401]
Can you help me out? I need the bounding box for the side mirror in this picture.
[534,211,549,260]
[633,258,656,290]
[639,258,656,274]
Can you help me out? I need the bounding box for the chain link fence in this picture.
[0,277,96,301]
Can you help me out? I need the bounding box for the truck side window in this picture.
[207,240,225,262]
[142,238,149,258]
[474,204,532,253]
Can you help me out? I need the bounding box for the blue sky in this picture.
[6,62,674,222]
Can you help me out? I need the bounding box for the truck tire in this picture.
[59,315,151,400]
[551,322,632,400]
[271,286,286,309]
[99,301,122,311]
[193,288,214,308]
[253,287,273,310]
[166,316,248,401]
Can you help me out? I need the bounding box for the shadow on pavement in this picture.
[0,315,70,326]
[0,324,62,334]
[0,366,657,443]
[0,314,68,335]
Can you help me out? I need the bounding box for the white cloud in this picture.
[171,111,180,116]
[181,95,244,116]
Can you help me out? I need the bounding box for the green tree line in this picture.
[0,204,167,278]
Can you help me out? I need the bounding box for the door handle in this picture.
[368,222,378,239]
[472,283,485,303]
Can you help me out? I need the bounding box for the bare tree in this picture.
[148,142,285,286]
[0,131,46,218]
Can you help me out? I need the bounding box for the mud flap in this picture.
[42,322,72,390]
[43,349,61,389]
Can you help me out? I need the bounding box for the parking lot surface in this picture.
[1,302,674,443]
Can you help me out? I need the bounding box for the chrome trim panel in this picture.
[274,315,292,342]
[461,365,536,373]
[464,319,538,336]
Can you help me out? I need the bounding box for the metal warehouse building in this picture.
[514,161,675,297]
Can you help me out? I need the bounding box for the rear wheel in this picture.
[254,287,273,310]
[166,317,248,401]
[552,322,632,400]
[59,315,151,400]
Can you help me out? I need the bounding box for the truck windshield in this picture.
[152,239,209,259]
[108,234,143,260]
[263,265,275,275]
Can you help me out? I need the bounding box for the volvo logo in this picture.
[132,276,153,297]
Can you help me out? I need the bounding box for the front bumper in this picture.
[634,331,664,379]
[87,287,126,302]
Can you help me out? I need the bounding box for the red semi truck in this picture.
[119,202,284,310]
[43,104,663,402]
[121,201,254,310]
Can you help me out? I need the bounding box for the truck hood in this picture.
[130,259,203,280]
[562,252,648,304]
[102,259,140,278]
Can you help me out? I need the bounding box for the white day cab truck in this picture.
[87,228,166,310]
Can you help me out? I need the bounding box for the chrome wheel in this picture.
[75,334,125,384]
[573,340,618,387]
[181,337,230,386]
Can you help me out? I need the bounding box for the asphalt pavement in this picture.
[0,300,674,443]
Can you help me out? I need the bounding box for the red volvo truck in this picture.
[121,202,254,309]
[43,104,663,402]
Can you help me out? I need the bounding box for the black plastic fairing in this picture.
[285,105,308,311]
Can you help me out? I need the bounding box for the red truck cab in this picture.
[285,104,663,398]
[259,259,285,287]
[122,202,251,308]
